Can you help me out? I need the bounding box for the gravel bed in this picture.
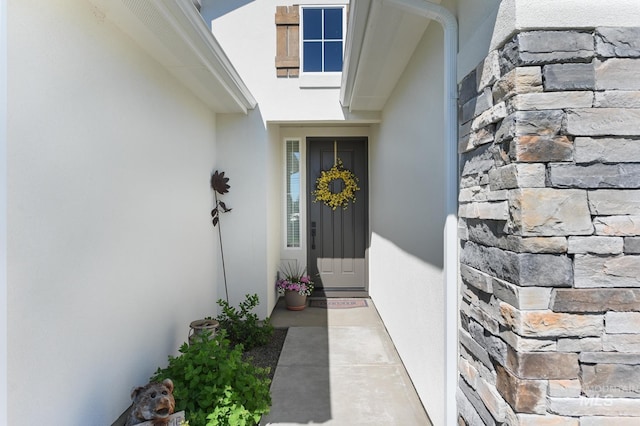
[242,328,288,382]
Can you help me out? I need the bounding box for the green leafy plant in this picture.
[215,294,274,351]
[151,331,271,426]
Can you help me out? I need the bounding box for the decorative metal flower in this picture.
[210,169,232,302]
[210,170,230,194]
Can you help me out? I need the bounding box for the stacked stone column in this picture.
[457,28,640,425]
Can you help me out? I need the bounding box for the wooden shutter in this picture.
[275,5,299,77]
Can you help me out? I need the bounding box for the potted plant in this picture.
[276,263,314,311]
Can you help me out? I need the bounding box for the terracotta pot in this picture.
[284,290,307,311]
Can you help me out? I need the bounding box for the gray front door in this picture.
[307,137,368,293]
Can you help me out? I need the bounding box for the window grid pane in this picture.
[303,8,322,39]
[303,42,322,72]
[286,140,300,248]
[323,8,342,40]
[324,41,343,71]
[302,6,344,73]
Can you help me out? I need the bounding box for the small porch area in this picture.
[261,298,433,425]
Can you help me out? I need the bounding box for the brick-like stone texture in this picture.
[595,91,640,108]
[502,331,557,354]
[507,188,592,236]
[576,138,640,164]
[548,397,640,416]
[582,363,640,398]
[500,303,603,337]
[581,417,640,426]
[588,189,640,215]
[457,390,485,426]
[497,110,564,143]
[548,379,582,398]
[603,334,640,352]
[493,66,542,103]
[514,31,594,65]
[552,288,640,313]
[512,91,593,110]
[580,352,640,364]
[517,414,579,425]
[459,377,499,425]
[567,236,623,255]
[461,241,573,287]
[492,280,551,310]
[510,135,573,162]
[566,108,640,137]
[549,163,640,189]
[476,377,508,422]
[596,27,640,58]
[557,337,602,352]
[458,26,640,423]
[496,364,546,414]
[489,164,546,190]
[543,63,595,91]
[575,254,640,288]
[594,215,640,236]
[606,312,640,334]
[506,349,579,379]
[625,237,640,254]
[596,58,640,90]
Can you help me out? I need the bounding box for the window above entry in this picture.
[275,4,347,88]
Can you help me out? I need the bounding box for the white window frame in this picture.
[299,4,347,88]
[284,138,302,250]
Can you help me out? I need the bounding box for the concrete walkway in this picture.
[260,298,432,426]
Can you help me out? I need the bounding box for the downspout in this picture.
[383,1,458,424]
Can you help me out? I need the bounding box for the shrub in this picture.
[215,294,274,351]
[151,331,271,426]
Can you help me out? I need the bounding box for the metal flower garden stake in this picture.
[210,170,232,304]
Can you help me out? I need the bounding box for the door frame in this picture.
[306,136,369,297]
[278,127,371,298]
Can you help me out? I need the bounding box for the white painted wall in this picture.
[368,19,447,426]
[7,1,223,423]
[0,0,7,424]
[213,110,275,315]
[201,0,374,123]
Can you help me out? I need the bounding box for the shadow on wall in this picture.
[200,0,255,22]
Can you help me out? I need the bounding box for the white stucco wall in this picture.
[7,1,223,423]
[368,20,447,426]
[214,110,275,315]
[0,0,7,423]
[201,0,380,124]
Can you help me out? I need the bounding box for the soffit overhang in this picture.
[91,0,256,114]
[340,0,435,112]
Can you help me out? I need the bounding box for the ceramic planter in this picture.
[284,290,307,311]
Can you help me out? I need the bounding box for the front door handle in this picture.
[311,222,317,250]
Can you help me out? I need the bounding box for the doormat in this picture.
[309,299,368,309]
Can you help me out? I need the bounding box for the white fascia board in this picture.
[92,0,256,113]
[340,0,372,109]
[340,0,431,112]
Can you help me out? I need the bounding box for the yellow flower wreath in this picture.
[312,159,360,210]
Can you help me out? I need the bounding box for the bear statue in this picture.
[125,378,176,426]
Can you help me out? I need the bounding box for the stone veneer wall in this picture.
[457,28,640,425]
